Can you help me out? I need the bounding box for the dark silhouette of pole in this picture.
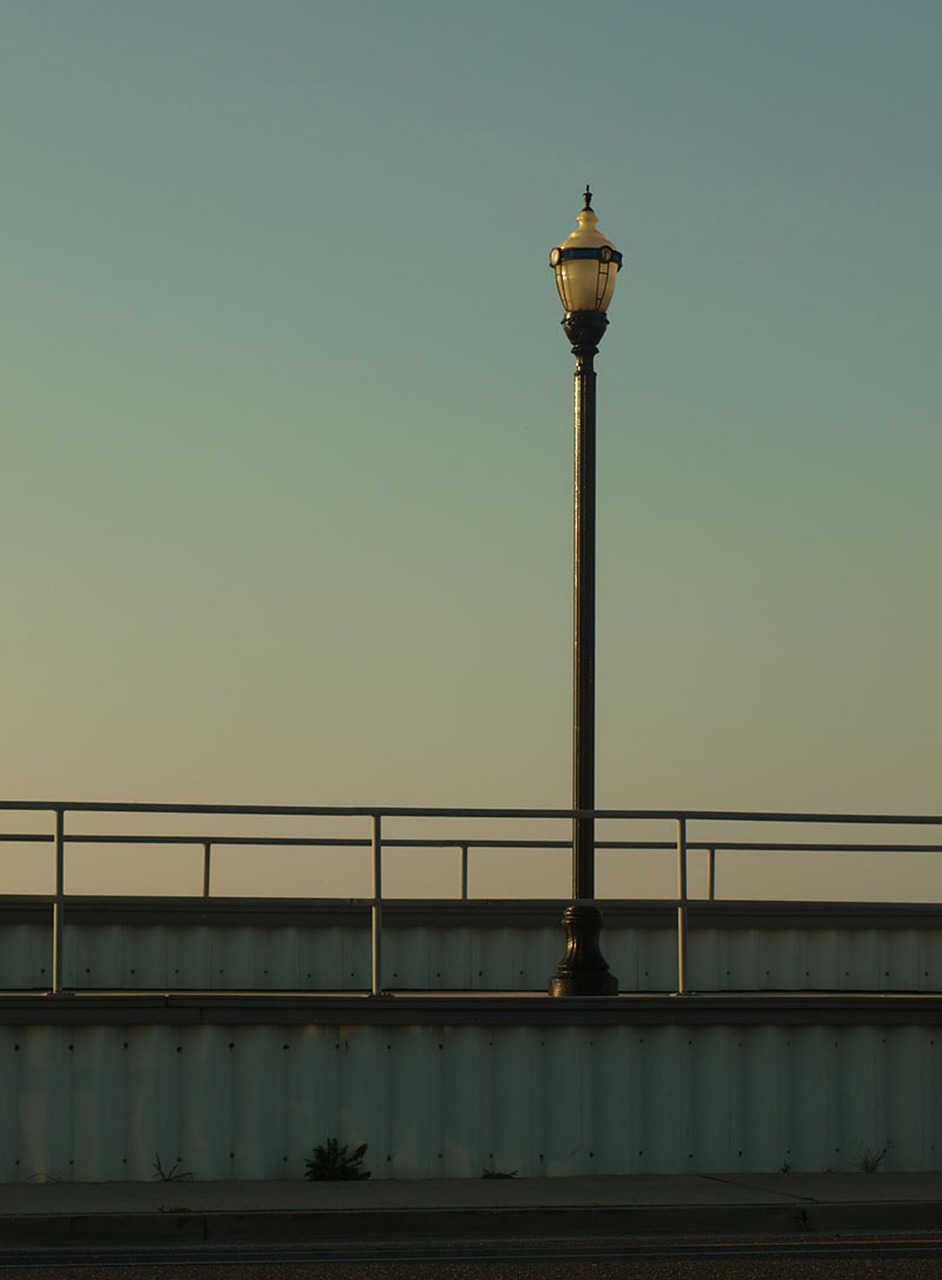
[547,311,618,997]
[568,312,604,900]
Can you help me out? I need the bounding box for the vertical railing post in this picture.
[202,842,212,898]
[676,817,688,995]
[51,807,65,995]
[706,846,716,902]
[371,814,383,996]
[459,844,469,900]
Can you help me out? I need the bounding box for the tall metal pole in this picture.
[571,331,598,900]
[548,311,618,998]
[564,310,607,898]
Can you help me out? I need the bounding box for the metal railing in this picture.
[0,800,941,996]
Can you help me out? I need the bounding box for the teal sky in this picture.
[2,1,940,898]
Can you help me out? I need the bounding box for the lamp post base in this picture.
[548,902,619,997]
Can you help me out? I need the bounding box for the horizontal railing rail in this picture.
[0,801,939,997]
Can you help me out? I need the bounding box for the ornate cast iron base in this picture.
[548,902,619,997]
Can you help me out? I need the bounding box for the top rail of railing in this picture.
[6,834,942,852]
[1,800,941,824]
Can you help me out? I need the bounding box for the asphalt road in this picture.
[4,1235,942,1279]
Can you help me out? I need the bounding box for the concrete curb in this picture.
[2,1200,942,1247]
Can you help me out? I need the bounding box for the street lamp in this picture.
[548,187,622,997]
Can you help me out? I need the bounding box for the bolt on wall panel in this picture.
[0,926,48,990]
[603,927,676,991]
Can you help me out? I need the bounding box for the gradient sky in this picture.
[2,1,940,899]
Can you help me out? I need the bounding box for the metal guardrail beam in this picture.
[7,832,942,853]
[1,800,941,823]
[1,800,940,999]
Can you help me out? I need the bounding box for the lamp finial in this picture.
[583,185,593,210]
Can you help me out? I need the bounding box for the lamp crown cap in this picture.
[558,196,618,255]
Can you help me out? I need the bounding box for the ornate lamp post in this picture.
[548,188,622,997]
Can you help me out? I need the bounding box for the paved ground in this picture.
[0,1177,936,1280]
[5,1254,942,1280]
[2,1177,942,1278]
[3,1237,942,1279]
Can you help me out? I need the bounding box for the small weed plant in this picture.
[857,1142,892,1174]
[151,1155,193,1182]
[304,1138,370,1181]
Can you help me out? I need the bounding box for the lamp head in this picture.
[549,186,622,315]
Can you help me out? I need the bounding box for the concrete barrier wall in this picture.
[1,1013,937,1181]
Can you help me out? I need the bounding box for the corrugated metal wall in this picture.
[3,917,939,992]
[1,1020,937,1181]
